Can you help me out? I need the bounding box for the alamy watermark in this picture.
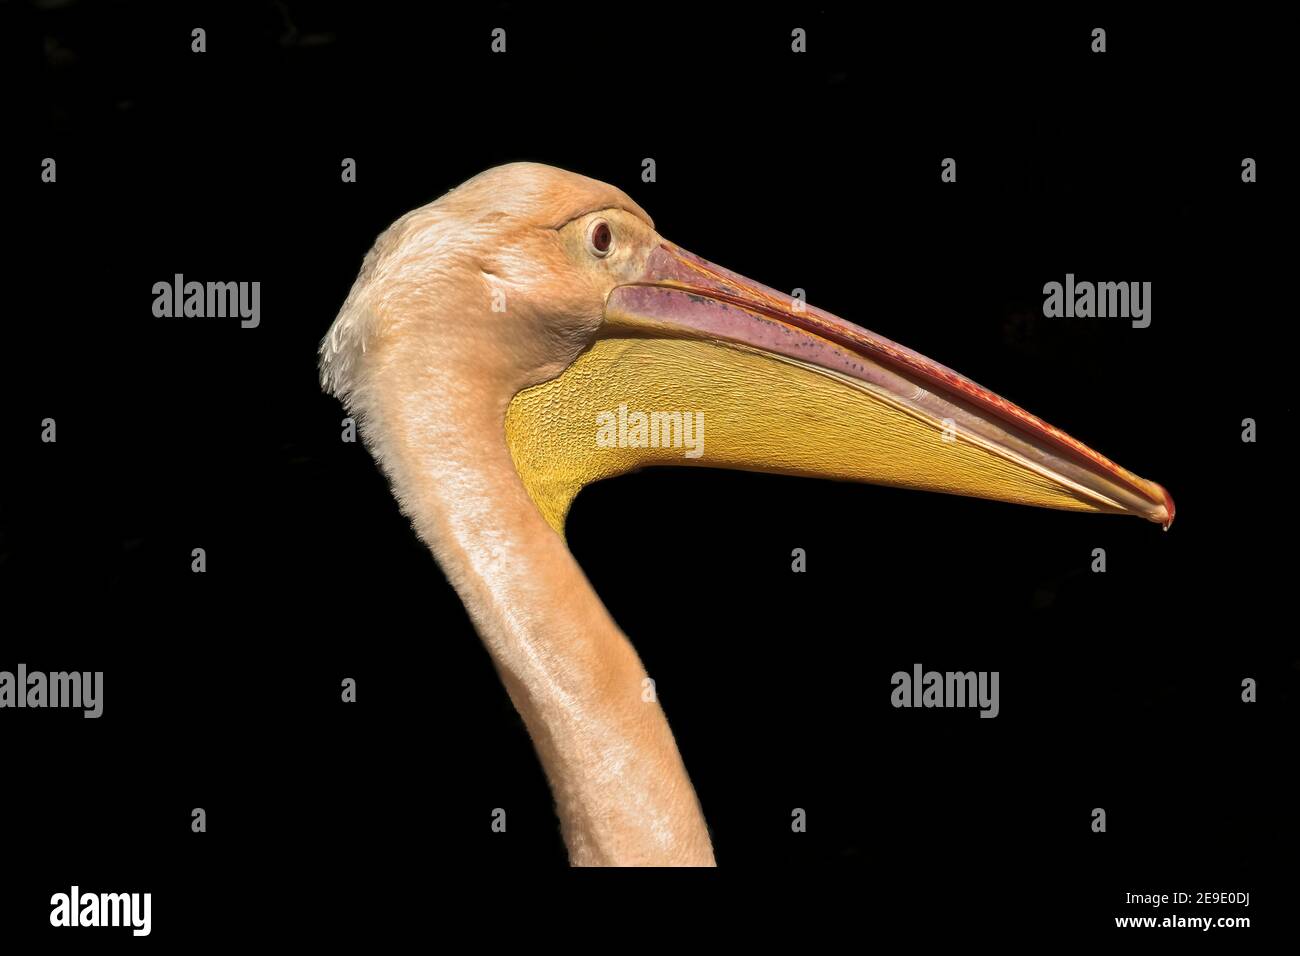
[596,404,704,458]
[891,663,999,718]
[50,886,150,936]
[152,274,260,328]
[0,664,102,717]
[1043,273,1151,328]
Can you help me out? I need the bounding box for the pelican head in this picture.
[323,162,1172,536]
[319,163,1173,866]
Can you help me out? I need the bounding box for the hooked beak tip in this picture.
[1156,483,1176,531]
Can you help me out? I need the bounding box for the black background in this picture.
[3,1,1293,946]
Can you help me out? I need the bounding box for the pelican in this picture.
[319,163,1173,866]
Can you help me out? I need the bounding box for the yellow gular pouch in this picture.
[504,322,1113,537]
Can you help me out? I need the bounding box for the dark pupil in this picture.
[592,223,611,252]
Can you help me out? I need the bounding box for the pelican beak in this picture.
[505,242,1174,536]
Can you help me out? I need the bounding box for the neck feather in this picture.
[370,363,715,866]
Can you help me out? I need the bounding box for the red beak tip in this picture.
[1155,483,1176,531]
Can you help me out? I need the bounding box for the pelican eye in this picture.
[588,219,613,257]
